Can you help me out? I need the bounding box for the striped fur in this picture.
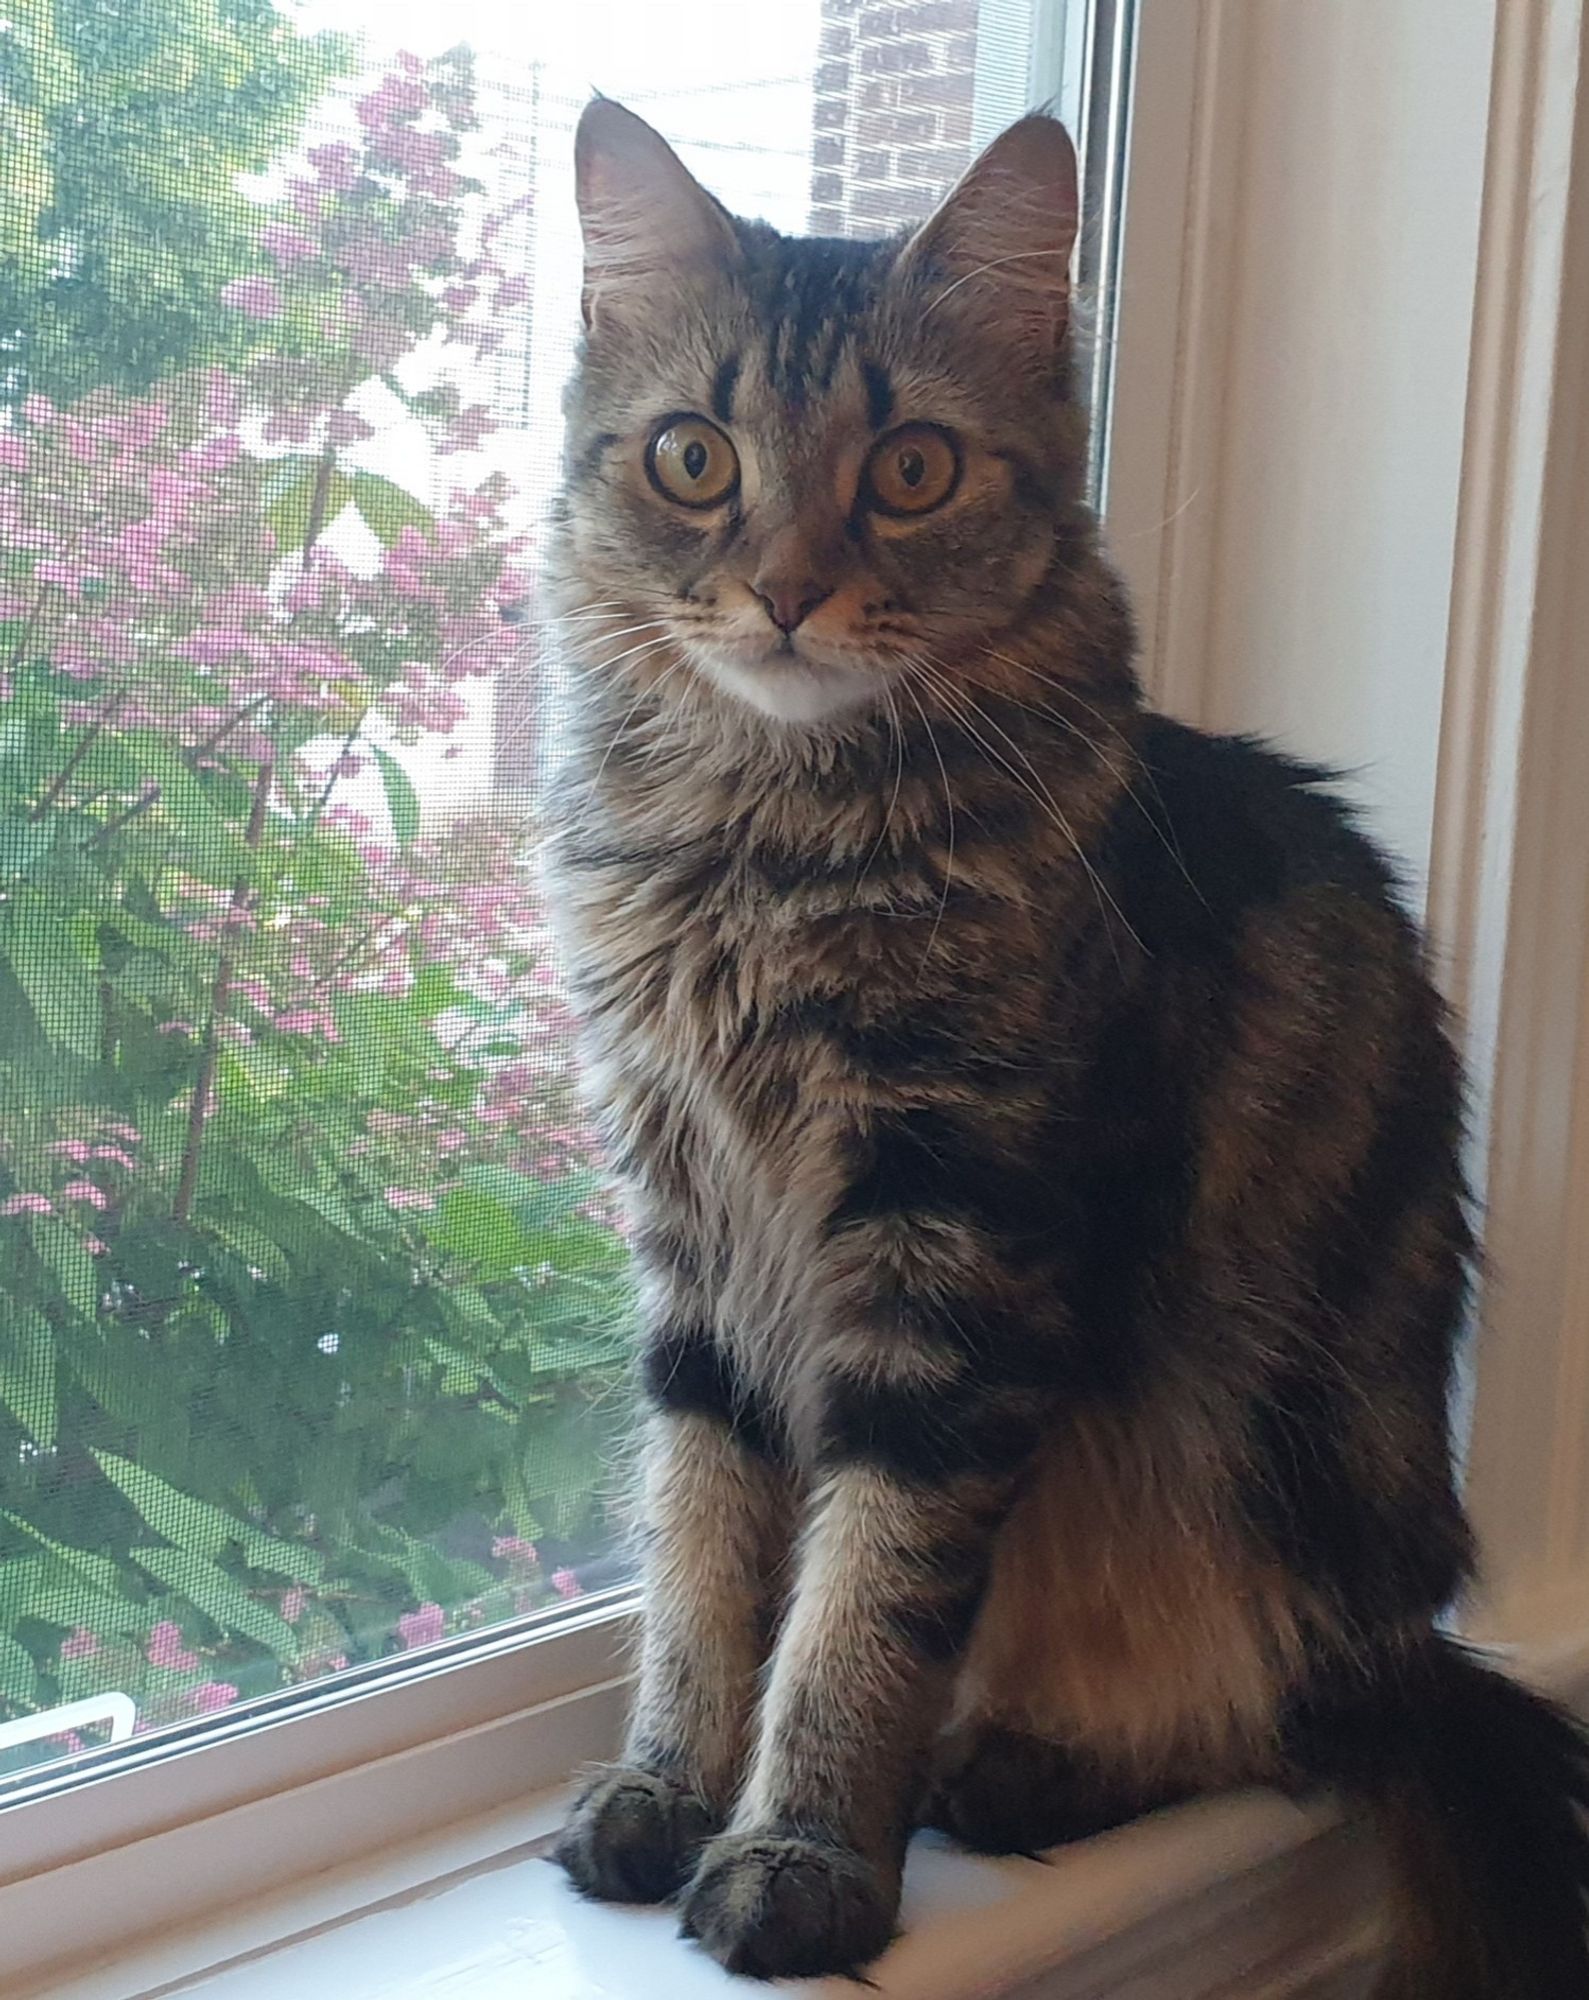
[549,103,1589,1990]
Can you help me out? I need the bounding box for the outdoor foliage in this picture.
[1,0,351,407]
[0,32,631,1770]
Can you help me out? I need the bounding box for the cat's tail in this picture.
[1344,1635,1589,1997]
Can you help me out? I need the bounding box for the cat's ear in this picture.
[574,98,740,329]
[897,115,1079,357]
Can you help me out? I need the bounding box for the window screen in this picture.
[0,0,1103,1784]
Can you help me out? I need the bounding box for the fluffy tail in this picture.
[1342,1637,1589,1997]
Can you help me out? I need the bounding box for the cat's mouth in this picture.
[686,639,883,726]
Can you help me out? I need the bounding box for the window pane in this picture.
[0,0,1095,1786]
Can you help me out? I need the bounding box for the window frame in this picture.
[9,0,1589,1991]
[1,0,1140,1982]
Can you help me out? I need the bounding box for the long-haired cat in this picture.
[547,99,1589,1993]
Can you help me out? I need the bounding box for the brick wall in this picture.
[810,0,980,236]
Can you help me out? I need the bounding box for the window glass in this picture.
[0,0,1092,1785]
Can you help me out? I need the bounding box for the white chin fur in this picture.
[696,653,879,725]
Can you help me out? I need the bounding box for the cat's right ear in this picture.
[574,99,740,330]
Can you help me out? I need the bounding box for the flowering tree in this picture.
[0,49,629,1766]
[1,0,348,406]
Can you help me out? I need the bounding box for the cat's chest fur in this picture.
[554,823,894,1385]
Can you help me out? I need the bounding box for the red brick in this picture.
[855,105,936,146]
[859,37,933,75]
[898,72,976,111]
[851,182,936,227]
[897,142,971,182]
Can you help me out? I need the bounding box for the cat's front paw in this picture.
[554,1764,718,1904]
[679,1831,897,1978]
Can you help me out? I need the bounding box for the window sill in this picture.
[46,1787,1381,2000]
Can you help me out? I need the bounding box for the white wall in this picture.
[1189,0,1495,897]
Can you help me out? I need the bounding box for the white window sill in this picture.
[44,1785,1382,2000]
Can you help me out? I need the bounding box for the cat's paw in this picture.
[553,1764,718,1904]
[678,1831,897,1979]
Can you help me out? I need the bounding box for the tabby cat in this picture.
[547,100,1589,1993]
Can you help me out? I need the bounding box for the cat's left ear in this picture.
[896,115,1079,357]
[574,98,741,330]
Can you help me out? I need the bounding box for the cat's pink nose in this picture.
[752,575,832,635]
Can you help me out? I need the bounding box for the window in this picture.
[0,0,1114,1795]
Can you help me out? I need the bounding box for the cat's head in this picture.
[554,99,1088,729]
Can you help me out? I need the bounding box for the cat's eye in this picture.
[863,424,961,517]
[646,415,740,508]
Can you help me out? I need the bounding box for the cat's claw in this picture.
[553,1764,718,1905]
[678,1831,897,1979]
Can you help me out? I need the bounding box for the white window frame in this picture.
[7,2,1589,1991]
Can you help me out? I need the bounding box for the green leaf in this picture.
[0,1555,150,1643]
[0,1306,56,1447]
[93,1453,323,1583]
[36,1218,101,1320]
[347,471,435,547]
[429,1187,540,1281]
[1,1515,128,1597]
[135,1547,298,1660]
[372,746,420,846]
[266,459,353,554]
[0,1636,40,1707]
[4,901,98,1055]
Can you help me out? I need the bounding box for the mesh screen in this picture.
[0,0,1068,1782]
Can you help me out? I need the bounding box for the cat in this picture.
[546,98,1589,1993]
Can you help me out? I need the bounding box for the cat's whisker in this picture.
[584,648,688,802]
[850,681,907,901]
[892,666,956,976]
[909,654,1141,960]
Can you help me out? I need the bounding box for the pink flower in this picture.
[273,1009,324,1035]
[47,1140,91,1162]
[220,275,282,320]
[492,1535,538,1565]
[189,1681,240,1714]
[281,1585,307,1624]
[259,223,319,266]
[397,1602,446,1650]
[551,1568,583,1602]
[61,1180,108,1209]
[147,1620,200,1672]
[60,1627,99,1661]
[1,1193,54,1216]
[21,394,54,428]
[384,1186,437,1212]
[306,142,360,192]
[84,1236,108,1256]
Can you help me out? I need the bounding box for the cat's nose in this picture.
[752,574,833,635]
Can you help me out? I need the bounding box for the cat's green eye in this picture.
[864,424,961,517]
[647,415,740,508]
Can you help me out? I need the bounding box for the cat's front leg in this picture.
[679,1450,1009,1977]
[556,1322,791,1904]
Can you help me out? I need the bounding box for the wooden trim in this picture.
[1102,0,1254,719]
[0,1602,637,1996]
[1433,0,1589,1645]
